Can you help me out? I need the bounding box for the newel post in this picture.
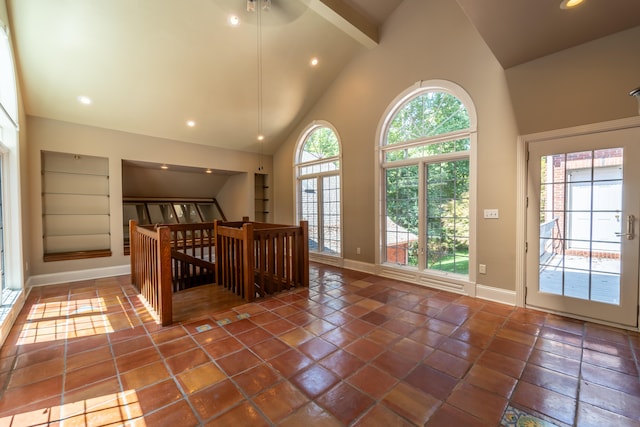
[157,226,172,326]
[300,220,309,287]
[129,220,138,290]
[242,222,255,301]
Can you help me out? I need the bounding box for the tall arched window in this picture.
[0,23,23,299]
[296,122,342,256]
[379,80,476,280]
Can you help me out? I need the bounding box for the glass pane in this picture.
[300,127,339,162]
[322,175,341,254]
[426,159,469,274]
[300,178,319,251]
[591,270,620,305]
[541,154,565,185]
[567,181,591,211]
[174,203,201,223]
[592,212,621,246]
[564,268,590,300]
[566,151,592,175]
[123,203,149,225]
[299,160,340,176]
[197,203,224,222]
[385,166,419,266]
[386,92,470,144]
[538,148,622,305]
[147,203,177,224]
[122,203,150,246]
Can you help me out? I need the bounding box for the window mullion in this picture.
[418,160,426,270]
[298,170,339,180]
[316,176,324,251]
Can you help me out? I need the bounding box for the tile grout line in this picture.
[58,288,71,427]
[573,322,587,427]
[107,284,138,427]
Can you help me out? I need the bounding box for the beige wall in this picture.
[121,165,234,200]
[273,0,520,291]
[507,26,640,135]
[26,116,271,277]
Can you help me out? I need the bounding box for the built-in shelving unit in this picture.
[41,151,111,261]
[254,173,270,222]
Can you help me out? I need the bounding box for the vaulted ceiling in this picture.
[7,0,640,155]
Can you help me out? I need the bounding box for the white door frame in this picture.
[516,116,640,330]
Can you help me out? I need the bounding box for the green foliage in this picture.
[427,191,469,274]
[428,251,469,274]
[426,160,469,274]
[302,127,339,161]
[387,92,470,145]
[385,166,419,233]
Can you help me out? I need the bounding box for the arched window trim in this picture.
[294,120,343,259]
[377,80,477,146]
[375,80,477,293]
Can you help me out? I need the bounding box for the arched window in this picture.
[379,80,476,279]
[295,122,341,256]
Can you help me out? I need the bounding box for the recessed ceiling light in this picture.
[77,95,92,105]
[310,57,319,67]
[205,168,212,174]
[228,15,240,26]
[560,0,585,9]
[186,120,196,127]
[161,164,169,170]
[257,134,265,141]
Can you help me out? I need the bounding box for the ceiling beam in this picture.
[308,0,379,48]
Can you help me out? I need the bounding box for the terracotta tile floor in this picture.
[1,264,640,426]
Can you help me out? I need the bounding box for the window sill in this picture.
[0,288,22,324]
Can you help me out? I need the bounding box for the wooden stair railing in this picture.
[130,219,309,326]
[215,220,309,302]
[129,220,173,326]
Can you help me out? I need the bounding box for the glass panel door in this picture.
[526,127,639,327]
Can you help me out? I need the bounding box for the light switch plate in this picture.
[484,209,499,219]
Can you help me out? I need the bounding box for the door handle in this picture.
[615,214,635,240]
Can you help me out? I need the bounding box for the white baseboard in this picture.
[342,259,377,274]
[317,258,517,306]
[476,284,516,306]
[309,253,344,267]
[28,264,131,288]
